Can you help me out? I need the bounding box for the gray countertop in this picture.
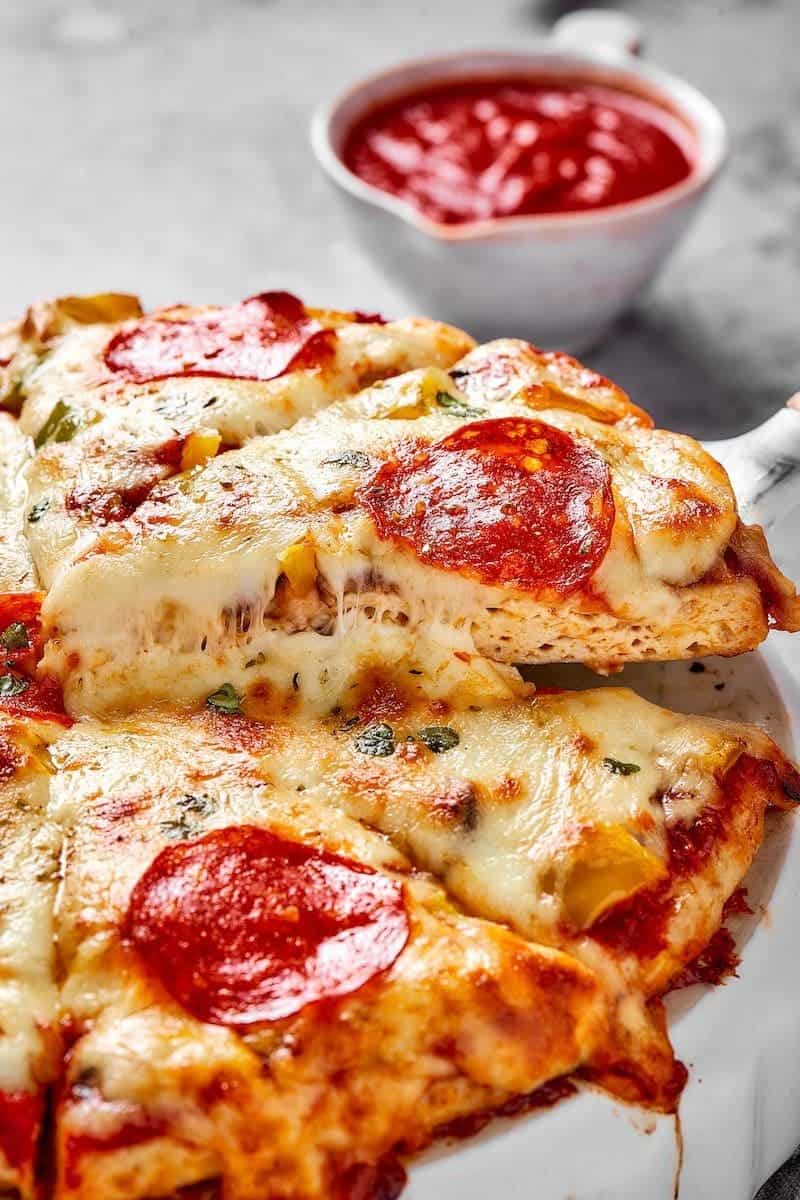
[2,0,799,439]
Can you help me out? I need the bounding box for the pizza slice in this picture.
[6,292,472,588]
[252,686,798,997]
[38,344,799,717]
[0,712,63,1198]
[48,713,682,1200]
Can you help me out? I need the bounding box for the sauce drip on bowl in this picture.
[343,78,694,224]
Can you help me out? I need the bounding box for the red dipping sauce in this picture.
[343,78,694,224]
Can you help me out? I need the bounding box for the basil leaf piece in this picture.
[160,815,197,840]
[205,682,243,714]
[321,451,372,469]
[353,723,396,757]
[177,793,215,816]
[27,499,50,523]
[0,622,29,651]
[417,725,460,754]
[0,673,29,698]
[435,391,485,419]
[603,757,641,776]
[34,400,81,449]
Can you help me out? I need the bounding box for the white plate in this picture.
[407,416,800,1200]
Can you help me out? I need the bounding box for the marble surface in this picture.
[2,0,799,439]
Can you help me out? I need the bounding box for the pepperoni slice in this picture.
[0,1088,41,1170]
[358,417,614,595]
[104,292,335,384]
[124,826,409,1026]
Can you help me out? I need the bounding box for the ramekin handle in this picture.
[551,9,645,57]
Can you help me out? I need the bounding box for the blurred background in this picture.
[1,0,798,438]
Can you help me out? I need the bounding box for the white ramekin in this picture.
[310,12,727,351]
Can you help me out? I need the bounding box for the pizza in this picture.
[0,290,797,1199]
[23,336,797,718]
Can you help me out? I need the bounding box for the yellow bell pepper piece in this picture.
[56,293,143,326]
[277,540,317,597]
[181,429,222,472]
[562,825,667,930]
[386,401,428,420]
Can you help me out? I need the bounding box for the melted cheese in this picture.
[229,688,784,957]
[39,365,756,718]
[0,716,62,1197]
[17,305,473,588]
[0,414,37,591]
[50,716,611,1200]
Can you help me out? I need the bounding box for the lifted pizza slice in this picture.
[49,714,681,1200]
[7,292,472,588]
[254,686,798,997]
[39,345,799,717]
[0,713,63,1198]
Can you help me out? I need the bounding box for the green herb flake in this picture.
[353,723,396,757]
[321,451,372,470]
[27,499,50,524]
[160,815,197,840]
[417,725,460,754]
[177,793,215,817]
[603,757,641,776]
[205,682,243,714]
[34,400,82,449]
[435,391,485,419]
[0,622,29,651]
[160,793,216,840]
[0,674,29,698]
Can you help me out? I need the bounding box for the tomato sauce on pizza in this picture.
[0,1089,41,1170]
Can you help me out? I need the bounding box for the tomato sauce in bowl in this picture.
[342,78,694,225]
